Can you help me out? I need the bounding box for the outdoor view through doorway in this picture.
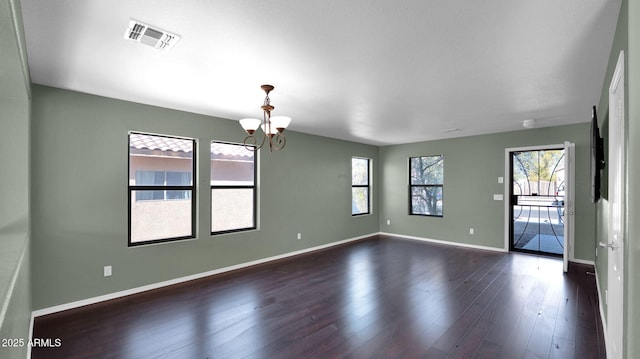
[510,148,566,256]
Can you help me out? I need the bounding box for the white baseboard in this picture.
[0,239,28,332]
[594,267,609,355]
[32,233,376,318]
[380,232,597,267]
[379,232,507,253]
[30,232,598,319]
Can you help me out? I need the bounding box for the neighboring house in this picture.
[128,134,255,242]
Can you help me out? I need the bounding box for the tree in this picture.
[513,150,564,195]
[410,155,443,215]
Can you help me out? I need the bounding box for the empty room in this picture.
[1,0,640,358]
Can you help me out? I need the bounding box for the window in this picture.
[135,171,192,200]
[128,132,196,245]
[352,157,371,215]
[211,142,257,234]
[409,155,443,216]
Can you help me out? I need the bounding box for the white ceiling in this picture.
[20,0,621,146]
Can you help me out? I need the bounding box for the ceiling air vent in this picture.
[124,20,180,51]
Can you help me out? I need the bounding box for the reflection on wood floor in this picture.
[32,235,605,359]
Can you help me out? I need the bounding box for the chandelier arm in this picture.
[271,132,286,151]
[243,128,267,151]
[243,135,259,151]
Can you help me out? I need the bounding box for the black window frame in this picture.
[128,132,197,246]
[351,157,371,216]
[210,141,258,235]
[133,170,193,201]
[409,155,444,217]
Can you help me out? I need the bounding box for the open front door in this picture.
[509,146,569,259]
[562,141,575,272]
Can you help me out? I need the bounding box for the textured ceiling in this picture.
[20,0,621,145]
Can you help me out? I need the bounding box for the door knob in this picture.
[599,241,619,250]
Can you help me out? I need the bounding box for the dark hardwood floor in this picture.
[32,235,606,359]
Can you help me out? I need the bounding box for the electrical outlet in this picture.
[104,265,112,277]
[469,228,475,235]
[386,219,391,226]
[297,233,302,240]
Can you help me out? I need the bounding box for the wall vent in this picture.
[124,20,180,51]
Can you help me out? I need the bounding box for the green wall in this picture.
[30,85,379,310]
[594,0,640,357]
[29,83,603,323]
[596,0,640,358]
[0,0,32,358]
[379,123,596,261]
[595,0,628,329]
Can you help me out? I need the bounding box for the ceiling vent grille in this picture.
[124,20,180,51]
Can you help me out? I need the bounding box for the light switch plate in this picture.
[493,194,504,201]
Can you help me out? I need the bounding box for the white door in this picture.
[562,141,575,273]
[603,50,625,359]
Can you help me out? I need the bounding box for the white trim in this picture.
[504,149,511,251]
[565,141,577,265]
[33,233,376,317]
[380,232,597,264]
[609,52,624,93]
[594,267,609,355]
[380,232,507,253]
[605,50,625,359]
[32,231,598,320]
[0,239,28,330]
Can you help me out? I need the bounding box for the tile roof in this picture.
[130,133,253,158]
[211,143,254,159]
[130,133,192,153]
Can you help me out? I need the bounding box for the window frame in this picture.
[409,155,444,217]
[210,141,258,235]
[351,157,371,216]
[134,170,193,201]
[128,132,197,246]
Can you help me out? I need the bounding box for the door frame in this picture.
[604,49,625,359]
[563,141,576,272]
[503,144,575,265]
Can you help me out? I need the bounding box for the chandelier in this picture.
[239,84,291,152]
